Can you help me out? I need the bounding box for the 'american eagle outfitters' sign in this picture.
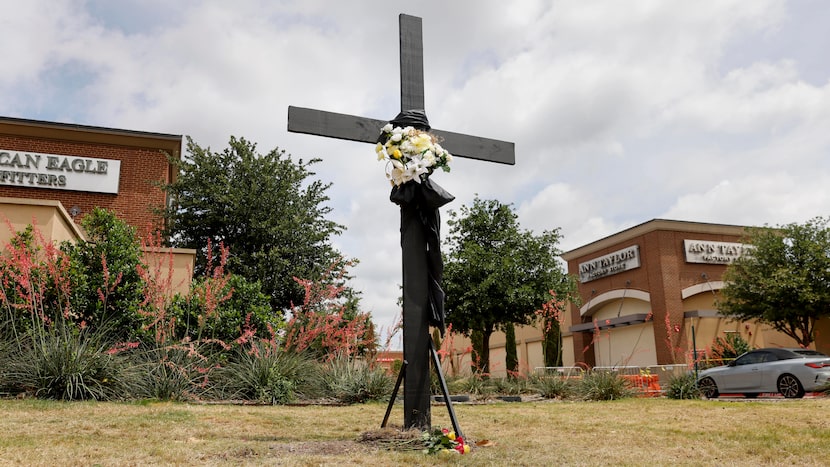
[578,245,641,283]
[0,149,121,194]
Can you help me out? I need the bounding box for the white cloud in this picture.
[1,0,828,344]
[664,174,830,227]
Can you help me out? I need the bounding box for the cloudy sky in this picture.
[2,0,829,342]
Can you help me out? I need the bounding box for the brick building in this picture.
[0,116,181,229]
[562,219,830,368]
[445,219,829,377]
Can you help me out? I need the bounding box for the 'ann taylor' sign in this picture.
[684,240,750,265]
[578,245,641,283]
[0,149,120,194]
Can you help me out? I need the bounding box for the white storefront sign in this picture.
[0,149,120,194]
[684,239,751,264]
[578,245,641,283]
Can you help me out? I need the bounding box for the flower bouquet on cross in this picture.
[376,123,452,186]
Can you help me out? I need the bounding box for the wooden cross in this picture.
[288,14,515,430]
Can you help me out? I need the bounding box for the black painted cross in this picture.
[287,14,514,430]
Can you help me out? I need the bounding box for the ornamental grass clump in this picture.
[491,374,535,395]
[213,340,319,404]
[4,320,129,400]
[577,370,634,401]
[448,373,495,398]
[126,345,217,402]
[531,374,575,399]
[318,354,393,404]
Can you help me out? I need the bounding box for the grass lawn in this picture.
[1,397,829,465]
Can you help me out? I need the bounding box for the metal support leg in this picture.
[429,339,463,439]
[381,360,408,428]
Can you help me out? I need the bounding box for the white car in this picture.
[697,348,830,399]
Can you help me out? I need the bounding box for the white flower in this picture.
[399,140,416,154]
[388,159,406,185]
[382,123,393,133]
[390,133,403,143]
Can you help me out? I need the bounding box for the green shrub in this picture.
[169,273,277,345]
[577,371,634,401]
[711,332,752,360]
[318,355,393,404]
[213,343,318,404]
[61,208,147,341]
[665,372,701,400]
[3,321,128,400]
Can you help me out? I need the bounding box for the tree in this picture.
[443,197,577,374]
[719,217,830,348]
[162,136,346,315]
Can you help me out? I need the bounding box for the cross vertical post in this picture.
[287,13,515,430]
[399,15,424,111]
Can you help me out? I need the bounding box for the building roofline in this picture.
[561,218,750,261]
[0,115,183,184]
[0,116,182,142]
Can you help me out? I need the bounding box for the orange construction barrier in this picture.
[622,374,661,397]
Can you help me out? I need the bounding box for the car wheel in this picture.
[777,374,805,399]
[743,393,759,399]
[698,377,719,399]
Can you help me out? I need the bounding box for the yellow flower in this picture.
[463,444,471,454]
[447,431,456,441]
[392,148,402,160]
[375,143,384,160]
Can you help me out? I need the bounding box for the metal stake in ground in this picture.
[288,13,515,430]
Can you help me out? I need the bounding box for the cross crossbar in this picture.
[287,106,514,164]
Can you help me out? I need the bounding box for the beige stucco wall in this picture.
[562,335,575,367]
[1,197,194,296]
[141,247,196,296]
[1,197,85,244]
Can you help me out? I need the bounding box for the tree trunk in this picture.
[505,323,518,377]
[470,329,484,374]
[542,319,562,368]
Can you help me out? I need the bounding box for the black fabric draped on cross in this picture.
[384,110,455,335]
